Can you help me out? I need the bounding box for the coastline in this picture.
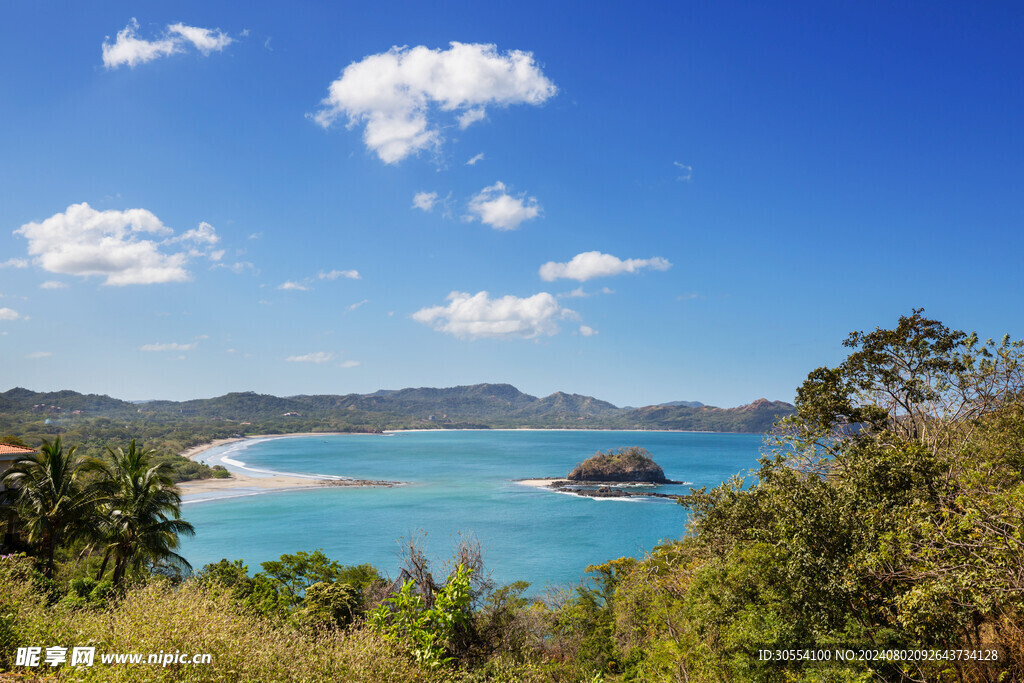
[514,478,562,489]
[177,433,403,496]
[179,437,247,462]
[177,471,324,494]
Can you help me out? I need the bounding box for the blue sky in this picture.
[1,1,1022,407]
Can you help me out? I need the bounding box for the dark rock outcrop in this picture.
[566,446,673,483]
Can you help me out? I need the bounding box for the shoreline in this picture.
[177,471,325,495]
[177,433,394,496]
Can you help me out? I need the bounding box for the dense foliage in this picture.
[547,311,1024,681]
[2,438,193,582]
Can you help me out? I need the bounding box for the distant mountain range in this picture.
[0,384,795,433]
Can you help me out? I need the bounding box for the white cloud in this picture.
[458,108,487,129]
[0,258,29,269]
[14,203,221,286]
[311,42,556,163]
[674,161,693,181]
[412,192,438,212]
[286,351,334,363]
[539,251,672,282]
[167,23,233,54]
[466,153,485,166]
[102,18,233,69]
[465,182,541,231]
[174,221,220,245]
[217,261,255,274]
[559,286,614,299]
[0,308,20,321]
[140,342,197,351]
[579,325,597,337]
[277,281,310,291]
[339,360,361,368]
[412,290,573,340]
[347,299,369,312]
[26,351,52,359]
[318,269,361,280]
[39,281,67,290]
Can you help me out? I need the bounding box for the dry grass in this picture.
[3,577,432,682]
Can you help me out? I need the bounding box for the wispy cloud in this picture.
[674,161,693,181]
[579,325,597,337]
[0,308,20,321]
[102,18,234,69]
[539,251,672,282]
[277,281,311,291]
[39,281,67,289]
[466,153,485,166]
[0,258,28,269]
[413,290,575,340]
[311,42,556,163]
[319,269,360,280]
[26,351,52,359]
[339,360,361,368]
[139,342,197,351]
[347,299,369,312]
[465,182,541,231]
[286,351,333,363]
[216,260,255,274]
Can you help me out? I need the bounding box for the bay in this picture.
[180,430,765,590]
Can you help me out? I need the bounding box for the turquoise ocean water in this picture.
[181,430,764,590]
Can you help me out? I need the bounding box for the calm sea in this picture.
[180,430,765,590]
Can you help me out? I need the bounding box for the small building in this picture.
[0,443,37,493]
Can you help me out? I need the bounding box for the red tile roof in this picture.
[0,444,36,456]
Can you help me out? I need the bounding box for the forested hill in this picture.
[1,384,793,433]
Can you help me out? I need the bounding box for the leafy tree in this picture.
[259,549,381,608]
[369,564,474,669]
[0,437,103,576]
[299,581,361,630]
[198,553,382,623]
[94,440,195,584]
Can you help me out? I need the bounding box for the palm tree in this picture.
[0,437,104,577]
[95,440,195,585]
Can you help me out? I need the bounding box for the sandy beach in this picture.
[177,436,325,494]
[179,437,246,461]
[514,478,561,489]
[177,471,325,494]
[176,434,401,495]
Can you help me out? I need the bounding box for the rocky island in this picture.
[527,447,686,499]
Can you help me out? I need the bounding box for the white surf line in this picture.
[201,437,350,481]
